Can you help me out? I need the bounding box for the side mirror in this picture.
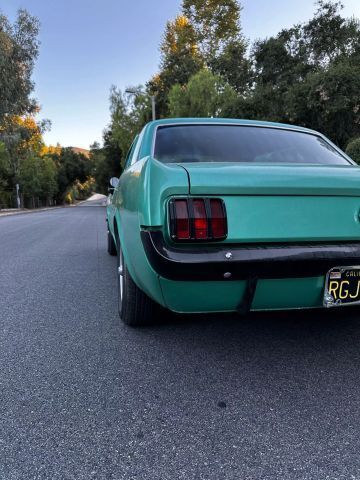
[109,177,119,188]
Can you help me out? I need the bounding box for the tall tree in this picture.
[242,0,360,145]
[182,0,242,61]
[0,9,40,123]
[148,15,203,117]
[108,84,153,163]
[182,0,250,93]
[0,115,50,183]
[288,61,360,147]
[302,0,360,67]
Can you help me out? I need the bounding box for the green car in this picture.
[106,118,360,326]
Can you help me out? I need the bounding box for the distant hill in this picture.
[71,147,90,158]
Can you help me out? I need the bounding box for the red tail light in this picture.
[210,199,227,239]
[193,199,208,239]
[169,198,227,241]
[173,199,190,239]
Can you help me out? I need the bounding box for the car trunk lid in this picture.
[178,163,360,243]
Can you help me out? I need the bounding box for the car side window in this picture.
[129,128,145,166]
[124,136,138,170]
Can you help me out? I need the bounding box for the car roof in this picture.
[147,117,318,135]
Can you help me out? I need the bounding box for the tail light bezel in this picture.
[168,197,227,242]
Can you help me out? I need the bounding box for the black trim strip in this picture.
[237,277,258,315]
[141,230,360,281]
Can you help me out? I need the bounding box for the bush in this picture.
[346,138,360,165]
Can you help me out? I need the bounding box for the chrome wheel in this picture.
[114,234,163,326]
[117,243,124,314]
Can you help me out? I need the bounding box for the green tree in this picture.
[346,138,360,164]
[0,142,13,208]
[0,142,10,190]
[90,134,122,194]
[148,15,203,117]
[251,1,360,91]
[182,0,243,61]
[19,155,41,207]
[302,1,360,67]
[19,154,57,207]
[181,0,250,93]
[0,115,50,183]
[288,61,360,147]
[236,0,360,146]
[0,9,40,123]
[48,148,91,202]
[108,85,151,164]
[38,155,58,204]
[168,69,237,118]
[209,39,251,94]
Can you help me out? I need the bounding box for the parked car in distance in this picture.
[106,118,360,326]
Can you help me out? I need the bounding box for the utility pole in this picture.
[151,96,156,122]
[16,183,20,209]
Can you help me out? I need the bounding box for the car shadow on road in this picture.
[136,306,360,369]
[154,305,359,335]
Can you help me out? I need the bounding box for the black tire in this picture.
[116,236,162,326]
[107,227,117,256]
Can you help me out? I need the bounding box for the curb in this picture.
[0,206,71,218]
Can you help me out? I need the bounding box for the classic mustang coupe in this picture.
[106,118,360,326]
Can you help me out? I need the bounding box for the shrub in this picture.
[346,138,360,165]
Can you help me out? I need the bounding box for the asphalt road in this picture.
[1,206,360,480]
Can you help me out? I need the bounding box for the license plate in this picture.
[324,266,360,307]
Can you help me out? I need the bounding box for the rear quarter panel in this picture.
[112,155,189,304]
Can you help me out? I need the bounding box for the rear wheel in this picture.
[107,226,117,256]
[116,236,162,326]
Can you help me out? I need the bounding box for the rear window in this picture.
[153,124,349,165]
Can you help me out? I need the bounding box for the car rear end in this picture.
[142,120,360,314]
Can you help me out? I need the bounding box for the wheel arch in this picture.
[113,208,166,308]
[113,210,139,287]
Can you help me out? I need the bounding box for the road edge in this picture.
[0,206,71,218]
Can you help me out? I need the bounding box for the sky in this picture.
[2,0,360,149]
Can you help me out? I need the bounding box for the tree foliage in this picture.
[51,148,92,203]
[0,142,10,190]
[90,133,122,194]
[346,138,360,164]
[0,8,94,209]
[0,9,40,123]
[108,85,153,162]
[209,39,251,94]
[148,15,203,117]
[182,0,243,61]
[19,154,57,207]
[102,0,360,188]
[0,115,50,181]
[240,0,360,147]
[169,69,237,118]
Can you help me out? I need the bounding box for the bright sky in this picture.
[2,0,360,148]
